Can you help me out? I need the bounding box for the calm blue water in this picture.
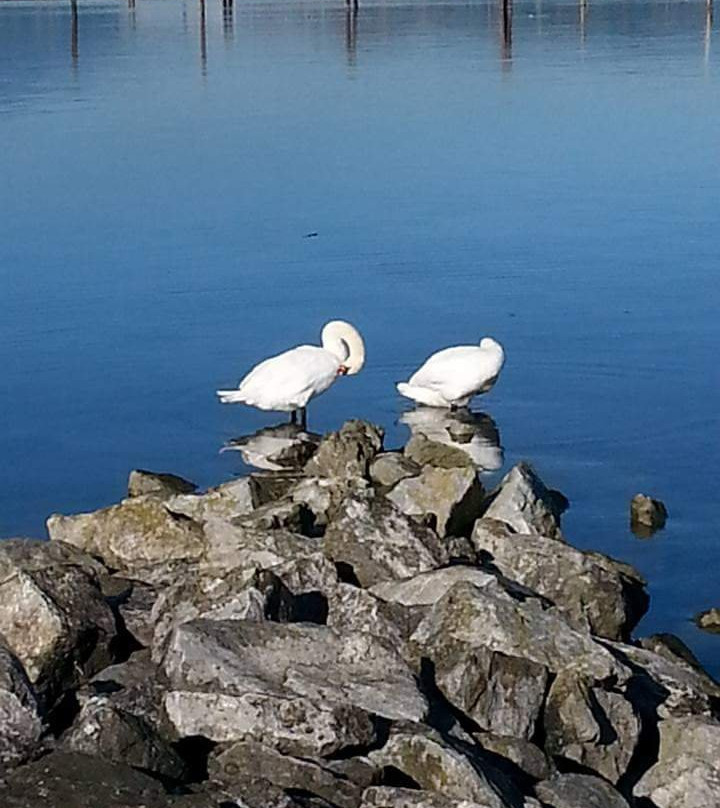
[1,0,718,673]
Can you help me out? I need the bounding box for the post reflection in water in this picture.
[128,0,137,31]
[199,0,207,74]
[705,0,713,66]
[70,0,79,66]
[500,0,512,66]
[579,0,588,48]
[345,6,358,68]
[399,408,504,473]
[223,0,234,41]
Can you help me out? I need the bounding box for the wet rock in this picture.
[387,466,485,538]
[163,619,427,727]
[47,498,206,571]
[361,787,497,808]
[543,670,640,784]
[694,607,720,633]
[368,727,516,808]
[127,470,197,500]
[482,463,564,540]
[471,518,648,641]
[411,582,627,739]
[62,696,186,780]
[0,539,116,703]
[167,477,256,523]
[404,433,475,470]
[634,716,720,808]
[535,773,629,808]
[0,641,42,770]
[369,452,421,489]
[305,420,384,479]
[209,740,363,808]
[323,491,448,587]
[630,493,667,536]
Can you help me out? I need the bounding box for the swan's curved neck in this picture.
[321,321,366,375]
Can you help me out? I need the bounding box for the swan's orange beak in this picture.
[337,365,349,376]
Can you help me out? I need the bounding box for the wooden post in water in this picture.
[500,0,512,63]
[70,0,79,65]
[705,0,713,65]
[345,5,358,67]
[199,0,207,74]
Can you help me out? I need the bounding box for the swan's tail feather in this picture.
[217,389,246,404]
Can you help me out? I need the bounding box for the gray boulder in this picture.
[127,470,197,500]
[535,773,629,808]
[166,477,256,522]
[369,452,421,489]
[634,716,720,808]
[482,463,564,540]
[404,433,475,469]
[473,732,553,782]
[326,583,412,652]
[386,465,485,537]
[323,491,448,586]
[0,641,42,770]
[0,540,116,703]
[62,696,186,780]
[471,519,648,641]
[305,420,384,479]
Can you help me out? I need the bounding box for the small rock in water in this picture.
[694,607,720,633]
[630,493,667,536]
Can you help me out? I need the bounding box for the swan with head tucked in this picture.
[217,320,365,427]
[397,337,505,409]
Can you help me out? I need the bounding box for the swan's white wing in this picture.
[236,345,339,411]
[408,346,501,402]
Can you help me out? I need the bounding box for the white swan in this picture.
[217,320,365,427]
[397,337,505,408]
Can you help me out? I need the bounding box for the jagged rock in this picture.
[0,641,42,770]
[387,466,485,538]
[411,582,627,739]
[370,566,511,607]
[150,566,302,662]
[630,493,667,536]
[250,469,306,505]
[535,773,629,808]
[369,453,421,489]
[323,492,448,586]
[209,740,363,808]
[164,619,427,725]
[127,470,197,500]
[0,540,116,703]
[638,634,705,671]
[274,552,340,596]
[305,420,384,479]
[482,464,564,540]
[0,751,219,808]
[166,477,256,522]
[362,786,498,808]
[474,733,554,783]
[695,608,720,633]
[105,577,159,647]
[326,583,413,651]
[471,519,648,641]
[62,696,186,780]
[634,716,720,808]
[543,670,640,784]
[47,498,206,571]
[607,641,720,719]
[368,727,517,808]
[404,434,475,469]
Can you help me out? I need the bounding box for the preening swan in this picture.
[217,320,365,427]
[397,337,505,409]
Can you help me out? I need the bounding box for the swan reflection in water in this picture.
[399,407,504,473]
[221,423,321,471]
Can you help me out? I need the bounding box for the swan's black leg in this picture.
[290,410,297,425]
[300,408,307,430]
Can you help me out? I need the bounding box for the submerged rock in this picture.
[471,518,648,641]
[482,463,565,540]
[127,469,197,500]
[630,493,667,536]
[0,540,116,704]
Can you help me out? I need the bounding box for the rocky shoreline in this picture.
[0,419,718,808]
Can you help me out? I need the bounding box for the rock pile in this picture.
[0,419,717,808]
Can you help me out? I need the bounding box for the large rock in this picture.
[0,540,116,703]
[404,434,475,470]
[62,696,186,780]
[323,492,448,586]
[166,477,256,522]
[369,452,421,489]
[473,732,554,783]
[471,519,648,641]
[0,641,42,770]
[326,583,413,652]
[47,498,206,570]
[209,740,364,808]
[481,464,564,540]
[127,470,197,500]
[634,716,720,808]
[543,670,640,784]
[163,619,427,725]
[387,466,485,538]
[305,420,384,479]
[411,582,627,739]
[535,773,629,808]
[368,727,517,808]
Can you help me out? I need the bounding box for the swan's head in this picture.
[321,320,366,375]
[480,337,503,355]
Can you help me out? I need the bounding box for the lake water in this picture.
[1,0,718,674]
